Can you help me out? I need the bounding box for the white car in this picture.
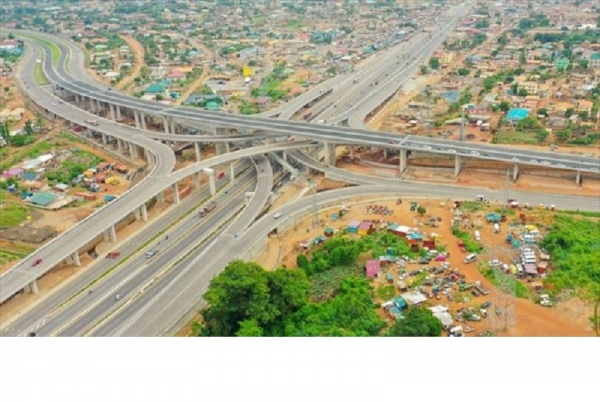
[530,159,538,164]
[274,212,283,219]
[447,149,456,154]
[512,157,519,162]
[540,160,551,165]
[556,163,565,168]
[470,151,480,156]
[422,145,432,150]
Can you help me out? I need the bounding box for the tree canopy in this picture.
[386,307,443,337]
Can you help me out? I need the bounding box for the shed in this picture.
[388,306,403,319]
[298,239,311,250]
[324,227,334,237]
[524,263,538,276]
[365,260,381,278]
[393,225,411,237]
[347,220,361,234]
[2,168,24,179]
[28,192,58,206]
[313,235,326,245]
[430,305,454,329]
[392,296,408,310]
[358,221,372,236]
[53,183,69,192]
[21,171,40,181]
[400,291,427,306]
[537,261,549,275]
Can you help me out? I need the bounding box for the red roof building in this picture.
[365,260,381,279]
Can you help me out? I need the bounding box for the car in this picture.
[115,293,123,301]
[274,212,283,219]
[32,258,42,267]
[422,145,432,150]
[481,301,492,309]
[447,149,456,154]
[26,332,37,337]
[591,167,599,172]
[145,249,159,259]
[556,163,565,168]
[530,159,538,164]
[51,102,56,106]
[106,251,121,259]
[470,151,480,156]
[58,100,63,104]
[540,160,551,165]
[512,157,520,162]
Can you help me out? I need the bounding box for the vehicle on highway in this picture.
[27,332,36,337]
[274,212,283,219]
[84,118,99,126]
[145,249,159,259]
[106,251,121,259]
[422,145,432,150]
[470,151,480,156]
[199,201,217,218]
[556,163,565,168]
[58,100,63,104]
[115,293,123,301]
[217,171,225,179]
[541,160,551,165]
[447,149,456,154]
[512,157,519,161]
[32,258,42,267]
[530,159,538,164]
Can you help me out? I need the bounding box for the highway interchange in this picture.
[2,2,600,336]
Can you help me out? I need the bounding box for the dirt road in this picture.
[115,36,145,91]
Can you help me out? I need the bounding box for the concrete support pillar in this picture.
[216,142,227,155]
[164,117,170,134]
[230,162,235,182]
[109,104,116,121]
[194,172,201,190]
[89,98,96,113]
[157,191,165,203]
[29,280,39,294]
[101,133,108,145]
[71,252,81,267]
[116,105,122,121]
[105,225,117,242]
[349,146,355,159]
[194,142,201,162]
[324,142,336,166]
[208,172,216,196]
[383,148,388,159]
[513,163,519,182]
[140,113,147,130]
[134,111,141,129]
[75,94,81,103]
[140,204,148,222]
[269,192,275,204]
[128,141,135,157]
[117,138,123,152]
[282,151,288,162]
[170,119,176,135]
[95,99,102,113]
[134,207,141,220]
[576,171,582,186]
[399,148,407,173]
[454,155,462,177]
[172,183,180,204]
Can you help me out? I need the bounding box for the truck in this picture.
[84,119,99,126]
[199,201,217,218]
[459,282,474,291]
[474,281,490,296]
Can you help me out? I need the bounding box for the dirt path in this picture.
[176,72,208,106]
[115,35,144,91]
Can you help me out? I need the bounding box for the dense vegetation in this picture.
[194,232,443,337]
[541,215,600,335]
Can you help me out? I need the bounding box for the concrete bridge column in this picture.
[230,162,235,182]
[157,191,165,203]
[193,172,201,190]
[140,113,147,131]
[116,105,122,121]
[172,183,180,204]
[128,142,135,158]
[71,252,81,266]
[194,142,202,162]
[269,192,275,204]
[383,148,388,159]
[104,225,117,242]
[399,148,407,173]
[140,204,148,222]
[282,151,288,163]
[513,163,520,182]
[109,104,116,121]
[101,133,108,145]
[163,117,170,134]
[29,280,39,294]
[216,142,227,155]
[95,99,103,113]
[349,146,355,159]
[454,155,462,177]
[117,138,123,152]
[89,98,96,113]
[147,153,155,169]
[134,207,142,221]
[75,94,81,103]
[323,142,336,166]
[134,111,141,129]
[208,171,216,196]
[576,171,582,186]
[170,119,176,134]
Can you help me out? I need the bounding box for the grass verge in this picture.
[33,62,50,85]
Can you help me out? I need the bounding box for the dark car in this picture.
[418,257,430,264]
[481,301,492,309]
[471,289,481,297]
[106,251,121,259]
[27,332,37,337]
[32,258,42,267]
[409,269,422,276]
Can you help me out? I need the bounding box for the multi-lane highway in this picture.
[4,4,600,336]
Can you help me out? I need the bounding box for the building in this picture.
[0,39,19,50]
[554,57,570,71]
[365,260,381,278]
[519,81,539,96]
[429,305,454,329]
[358,221,373,236]
[347,220,361,234]
[440,51,454,65]
[589,53,600,68]
[576,99,594,114]
[239,46,264,61]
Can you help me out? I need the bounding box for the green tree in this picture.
[499,101,511,113]
[387,308,443,337]
[429,58,440,70]
[296,254,309,270]
[537,107,548,116]
[457,68,470,76]
[555,129,572,142]
[420,65,429,75]
[564,108,574,118]
[236,319,263,337]
[417,206,426,216]
[578,59,590,69]
[536,128,549,143]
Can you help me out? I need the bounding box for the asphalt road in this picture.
[0,159,253,336]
